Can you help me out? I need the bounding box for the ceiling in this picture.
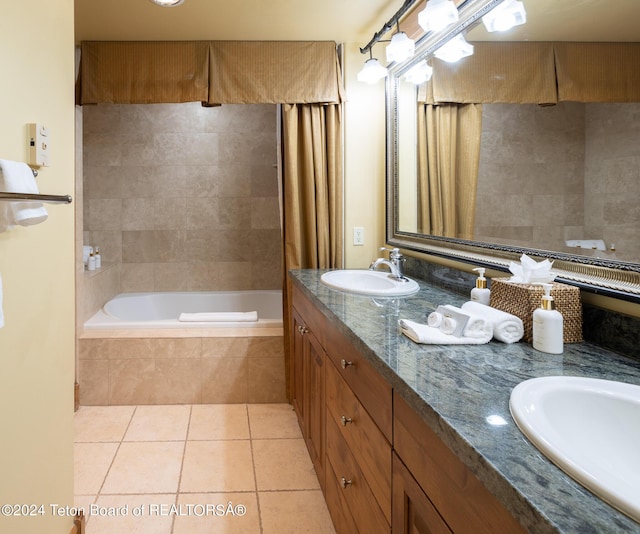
[74,0,399,44]
[75,0,640,46]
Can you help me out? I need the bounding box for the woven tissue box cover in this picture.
[489,277,583,344]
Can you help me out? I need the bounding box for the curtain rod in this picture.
[360,0,421,55]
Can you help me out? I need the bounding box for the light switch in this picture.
[27,123,50,167]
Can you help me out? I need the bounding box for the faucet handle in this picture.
[379,246,401,258]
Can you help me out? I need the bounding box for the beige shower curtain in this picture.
[417,103,482,240]
[280,102,343,398]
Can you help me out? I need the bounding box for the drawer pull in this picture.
[340,477,353,489]
[298,325,309,335]
[340,359,354,369]
[340,415,353,426]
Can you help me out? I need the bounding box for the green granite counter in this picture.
[289,269,640,533]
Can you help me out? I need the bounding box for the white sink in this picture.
[510,376,640,522]
[320,269,419,296]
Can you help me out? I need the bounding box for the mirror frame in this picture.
[385,0,640,303]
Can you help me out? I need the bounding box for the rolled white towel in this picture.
[179,311,258,322]
[427,311,443,327]
[441,304,493,340]
[461,301,524,343]
[398,319,492,345]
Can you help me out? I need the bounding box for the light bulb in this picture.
[418,0,459,33]
[357,58,388,84]
[434,34,474,63]
[482,0,527,32]
[404,60,433,84]
[386,32,415,63]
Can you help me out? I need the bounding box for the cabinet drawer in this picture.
[393,393,525,534]
[326,359,391,523]
[324,324,392,441]
[326,415,390,534]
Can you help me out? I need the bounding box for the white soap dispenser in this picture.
[94,246,101,269]
[532,283,563,354]
[471,267,491,305]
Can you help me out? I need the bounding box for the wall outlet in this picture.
[353,227,364,246]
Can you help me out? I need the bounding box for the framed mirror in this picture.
[386,0,640,302]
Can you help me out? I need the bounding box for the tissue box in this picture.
[489,278,583,344]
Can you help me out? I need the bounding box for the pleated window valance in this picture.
[419,41,640,105]
[79,40,343,105]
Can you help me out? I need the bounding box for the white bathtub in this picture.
[84,290,283,330]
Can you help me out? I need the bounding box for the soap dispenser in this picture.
[471,267,491,305]
[532,283,563,354]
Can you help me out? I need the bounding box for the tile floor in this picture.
[74,403,336,533]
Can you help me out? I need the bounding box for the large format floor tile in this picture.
[74,403,335,533]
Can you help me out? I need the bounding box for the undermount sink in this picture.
[510,376,640,522]
[320,269,419,296]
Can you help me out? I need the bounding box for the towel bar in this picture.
[0,165,72,203]
[0,192,73,204]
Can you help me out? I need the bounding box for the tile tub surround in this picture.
[81,102,282,294]
[78,333,286,405]
[289,270,640,533]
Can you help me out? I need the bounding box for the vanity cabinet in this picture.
[290,281,392,533]
[290,277,524,534]
[393,393,526,534]
[291,305,326,490]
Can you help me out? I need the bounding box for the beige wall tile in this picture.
[248,356,286,403]
[155,358,202,404]
[109,359,155,405]
[78,359,109,406]
[201,356,247,404]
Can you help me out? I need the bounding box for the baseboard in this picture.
[74,382,80,412]
[69,511,85,534]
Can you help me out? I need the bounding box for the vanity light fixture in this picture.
[482,0,526,32]
[434,33,474,62]
[404,60,433,84]
[357,49,388,84]
[418,0,459,34]
[149,0,185,6]
[386,23,416,63]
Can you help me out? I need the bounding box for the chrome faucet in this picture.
[369,247,408,282]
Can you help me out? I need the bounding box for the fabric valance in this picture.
[419,41,640,105]
[554,42,640,103]
[80,41,210,104]
[79,40,343,105]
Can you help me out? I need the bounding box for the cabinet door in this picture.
[305,329,326,489]
[291,308,306,423]
[392,454,452,534]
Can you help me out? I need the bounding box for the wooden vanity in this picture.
[290,279,525,533]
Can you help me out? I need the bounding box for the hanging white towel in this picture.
[179,311,258,322]
[461,301,524,343]
[0,159,48,230]
[398,319,492,345]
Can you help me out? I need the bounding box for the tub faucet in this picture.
[369,247,409,282]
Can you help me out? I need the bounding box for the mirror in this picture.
[387,0,640,300]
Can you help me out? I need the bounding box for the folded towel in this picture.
[179,311,258,322]
[461,301,524,343]
[398,319,492,345]
[0,159,48,230]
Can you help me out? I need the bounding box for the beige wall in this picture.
[343,43,388,269]
[82,103,281,293]
[0,2,75,533]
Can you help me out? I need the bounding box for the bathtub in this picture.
[84,290,283,330]
[78,290,286,405]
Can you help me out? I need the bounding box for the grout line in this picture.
[170,403,192,534]
[247,403,264,534]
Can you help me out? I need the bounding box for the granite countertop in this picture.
[289,269,640,534]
